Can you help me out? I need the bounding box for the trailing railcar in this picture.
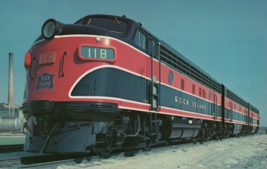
[223,88,260,136]
[22,14,260,154]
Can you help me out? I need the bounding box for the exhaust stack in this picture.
[8,52,14,116]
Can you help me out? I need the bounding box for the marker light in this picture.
[42,19,57,40]
[24,52,32,69]
[96,37,101,42]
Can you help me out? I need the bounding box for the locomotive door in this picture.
[247,110,250,126]
[213,93,217,119]
[230,102,233,121]
[148,38,160,111]
[245,110,248,124]
[251,112,253,126]
[248,104,250,125]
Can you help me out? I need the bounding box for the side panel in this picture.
[71,68,148,103]
[71,67,221,121]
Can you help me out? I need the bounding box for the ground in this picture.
[1,131,266,168]
[57,134,267,169]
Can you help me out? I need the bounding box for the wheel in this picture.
[143,139,152,151]
[95,148,112,156]
[94,144,112,156]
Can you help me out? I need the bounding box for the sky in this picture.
[0,0,266,126]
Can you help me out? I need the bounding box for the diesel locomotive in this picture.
[22,14,260,154]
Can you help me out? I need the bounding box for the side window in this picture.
[135,30,147,51]
[151,40,156,57]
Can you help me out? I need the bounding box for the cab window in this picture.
[151,40,156,57]
[135,30,147,51]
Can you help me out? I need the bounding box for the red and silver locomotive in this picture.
[23,14,260,154]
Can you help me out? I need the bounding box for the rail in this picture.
[0,144,24,153]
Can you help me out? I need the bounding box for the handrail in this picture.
[29,56,36,80]
[61,51,67,77]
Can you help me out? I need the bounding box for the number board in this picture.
[81,46,114,60]
[39,52,56,65]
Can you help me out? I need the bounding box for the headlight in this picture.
[42,19,57,40]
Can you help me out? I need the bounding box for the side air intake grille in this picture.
[226,89,248,108]
[160,45,221,93]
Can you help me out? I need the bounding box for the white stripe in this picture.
[70,95,149,106]
[52,35,162,62]
[119,105,221,121]
[32,39,45,46]
[118,106,148,112]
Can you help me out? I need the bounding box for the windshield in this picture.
[82,17,128,33]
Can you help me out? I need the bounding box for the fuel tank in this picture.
[160,116,202,139]
[0,117,23,132]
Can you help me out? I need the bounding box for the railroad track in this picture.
[0,149,158,168]
[0,153,105,168]
[15,141,194,168]
[0,140,185,168]
[0,144,24,153]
